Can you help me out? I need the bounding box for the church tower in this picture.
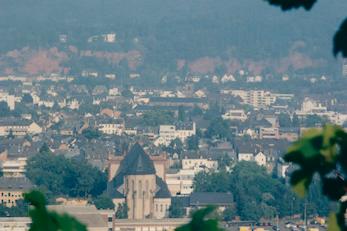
[108,143,171,220]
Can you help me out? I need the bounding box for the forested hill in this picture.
[0,0,346,76]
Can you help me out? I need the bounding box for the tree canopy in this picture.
[26,150,107,198]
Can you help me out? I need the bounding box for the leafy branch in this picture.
[284,125,347,231]
[24,190,87,231]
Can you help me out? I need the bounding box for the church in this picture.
[107,143,171,219]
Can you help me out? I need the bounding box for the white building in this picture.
[238,151,267,167]
[343,59,347,77]
[222,109,248,122]
[228,90,276,109]
[166,156,218,195]
[98,119,125,135]
[0,92,15,110]
[0,217,31,231]
[1,158,27,178]
[157,122,196,146]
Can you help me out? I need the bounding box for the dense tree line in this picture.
[26,149,107,198]
[193,161,329,221]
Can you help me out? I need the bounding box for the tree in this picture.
[0,200,28,217]
[205,117,232,140]
[26,152,107,198]
[93,196,115,210]
[292,113,300,127]
[166,138,184,156]
[142,110,175,127]
[178,106,186,122]
[216,153,232,171]
[176,206,223,231]
[192,162,320,221]
[82,129,101,140]
[0,101,10,117]
[222,205,236,221]
[115,203,128,219]
[169,198,186,218]
[263,0,347,57]
[22,93,33,104]
[186,135,199,151]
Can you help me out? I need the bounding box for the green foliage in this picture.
[22,93,33,104]
[24,190,86,231]
[169,198,186,218]
[0,200,28,217]
[175,206,223,231]
[115,203,128,219]
[334,18,347,57]
[166,138,184,156]
[186,135,200,151]
[178,106,186,122]
[264,0,317,10]
[26,152,107,198]
[284,125,347,231]
[192,162,324,220]
[222,205,236,221]
[142,110,175,127]
[93,196,115,210]
[0,101,11,117]
[205,117,232,140]
[82,129,101,140]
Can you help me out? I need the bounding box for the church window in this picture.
[139,180,142,198]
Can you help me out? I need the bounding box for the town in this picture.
[0,64,346,230]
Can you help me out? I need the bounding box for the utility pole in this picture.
[304,202,307,231]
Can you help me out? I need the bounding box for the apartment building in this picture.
[229,90,276,109]
[157,122,196,146]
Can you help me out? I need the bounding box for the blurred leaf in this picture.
[176,206,223,231]
[263,0,317,11]
[327,213,341,231]
[24,190,87,231]
[290,172,311,197]
[333,18,347,58]
[322,178,346,201]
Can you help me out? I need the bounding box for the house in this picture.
[222,109,248,122]
[0,119,42,137]
[0,91,15,110]
[98,118,125,135]
[0,177,33,207]
[157,122,196,146]
[254,152,267,166]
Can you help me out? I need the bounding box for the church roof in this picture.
[107,143,157,198]
[154,176,171,198]
[124,143,156,175]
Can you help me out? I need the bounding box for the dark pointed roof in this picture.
[125,143,156,175]
[107,143,156,198]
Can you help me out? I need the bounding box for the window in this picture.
[160,204,163,212]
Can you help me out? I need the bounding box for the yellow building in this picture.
[0,177,33,207]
